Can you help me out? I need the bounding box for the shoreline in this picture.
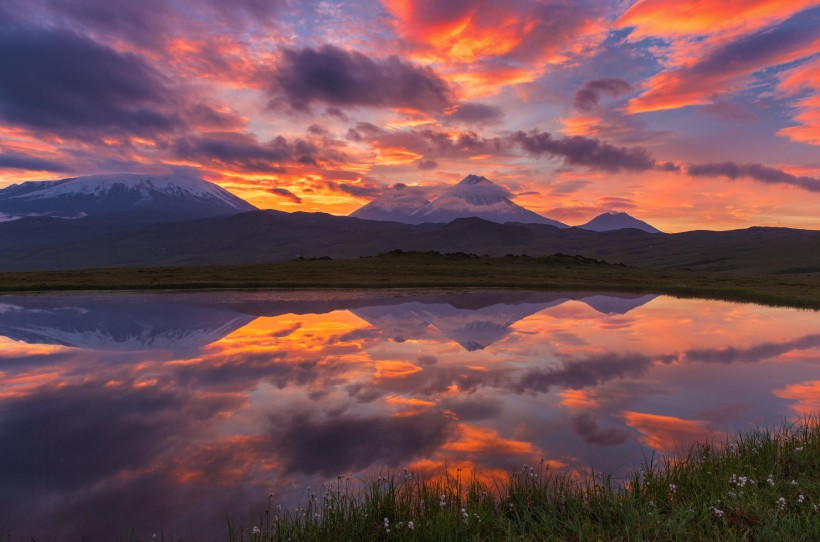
[0,253,818,309]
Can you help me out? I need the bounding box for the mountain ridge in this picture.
[579,212,661,233]
[0,173,256,223]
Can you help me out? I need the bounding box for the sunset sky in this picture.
[0,0,818,231]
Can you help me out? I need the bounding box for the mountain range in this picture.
[0,291,657,352]
[0,173,817,273]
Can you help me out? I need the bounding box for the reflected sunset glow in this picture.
[0,290,817,538]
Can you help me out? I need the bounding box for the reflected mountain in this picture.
[0,294,255,351]
[352,292,657,351]
[0,291,656,352]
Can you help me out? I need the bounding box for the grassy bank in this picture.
[1,252,819,309]
[231,420,819,541]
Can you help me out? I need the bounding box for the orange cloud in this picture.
[559,389,600,409]
[776,58,820,145]
[626,37,820,114]
[382,0,605,96]
[443,424,535,456]
[622,411,715,452]
[619,1,819,114]
[773,380,820,416]
[616,0,816,40]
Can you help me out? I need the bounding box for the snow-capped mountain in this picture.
[578,212,661,233]
[350,174,567,227]
[352,292,658,351]
[0,294,255,352]
[409,175,567,227]
[350,183,430,222]
[0,173,256,223]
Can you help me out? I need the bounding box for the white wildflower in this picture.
[712,508,725,518]
[798,495,805,503]
[669,483,677,494]
[778,497,787,510]
[439,494,446,508]
[791,479,798,486]
[252,526,260,535]
[408,520,414,530]
[795,447,803,452]
[767,474,774,486]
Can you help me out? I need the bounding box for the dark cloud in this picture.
[571,413,629,446]
[440,397,502,421]
[686,162,820,192]
[446,102,504,124]
[0,26,177,140]
[417,158,438,170]
[0,0,175,48]
[0,383,187,490]
[353,123,504,160]
[323,180,382,198]
[514,353,672,393]
[172,132,338,173]
[512,131,660,173]
[266,411,453,475]
[0,151,72,172]
[685,334,820,364]
[270,44,453,113]
[184,103,247,131]
[573,78,631,111]
[656,161,681,172]
[171,352,346,392]
[270,187,302,204]
[688,10,819,82]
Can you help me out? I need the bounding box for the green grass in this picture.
[229,419,820,541]
[1,252,819,309]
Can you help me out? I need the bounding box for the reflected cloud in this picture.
[773,380,820,416]
[622,411,716,453]
[0,290,817,539]
[571,413,629,446]
[265,411,454,476]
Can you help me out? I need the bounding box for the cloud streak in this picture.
[686,162,820,193]
[0,151,72,172]
[512,131,667,173]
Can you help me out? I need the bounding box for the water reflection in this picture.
[0,290,817,540]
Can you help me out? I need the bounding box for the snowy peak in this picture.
[350,183,430,222]
[408,174,567,227]
[0,173,256,223]
[457,174,492,186]
[349,174,567,227]
[578,212,661,233]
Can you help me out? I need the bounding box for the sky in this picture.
[0,0,818,232]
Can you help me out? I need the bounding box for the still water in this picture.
[1,290,818,539]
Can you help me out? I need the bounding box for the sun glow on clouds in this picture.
[0,0,817,230]
[622,411,716,452]
[774,381,820,416]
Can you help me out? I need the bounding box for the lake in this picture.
[1,290,817,539]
